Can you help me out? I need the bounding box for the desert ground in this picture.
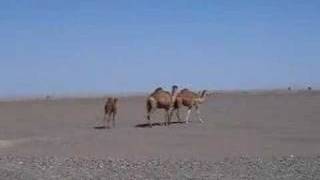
[1,90,320,179]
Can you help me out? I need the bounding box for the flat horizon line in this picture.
[0,88,318,102]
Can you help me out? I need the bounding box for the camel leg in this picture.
[107,114,111,129]
[166,110,171,126]
[169,109,174,123]
[175,108,182,122]
[174,102,182,122]
[112,112,116,128]
[195,106,204,123]
[168,108,179,124]
[147,114,152,127]
[103,113,107,127]
[163,110,168,126]
[146,100,156,128]
[185,108,192,124]
[147,108,154,128]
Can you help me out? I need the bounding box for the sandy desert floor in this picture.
[1,91,320,179]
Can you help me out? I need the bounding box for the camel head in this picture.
[113,98,118,104]
[199,90,208,103]
[171,85,179,95]
[171,85,179,102]
[106,97,113,102]
[201,90,207,97]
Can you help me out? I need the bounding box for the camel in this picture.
[103,97,118,128]
[173,88,208,124]
[146,85,179,127]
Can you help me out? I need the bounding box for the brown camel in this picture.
[146,85,179,127]
[173,89,208,124]
[103,97,118,128]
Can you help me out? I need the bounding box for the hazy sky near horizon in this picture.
[1,0,319,96]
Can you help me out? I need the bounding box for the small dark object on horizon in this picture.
[308,87,312,91]
[45,95,51,101]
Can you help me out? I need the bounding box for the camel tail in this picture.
[146,99,152,111]
[146,98,154,120]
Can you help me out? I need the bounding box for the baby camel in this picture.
[103,97,118,128]
[146,85,179,127]
[173,89,208,124]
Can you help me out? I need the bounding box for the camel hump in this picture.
[113,97,118,103]
[150,87,163,96]
[181,88,189,92]
[154,87,163,92]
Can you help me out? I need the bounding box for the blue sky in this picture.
[0,0,319,96]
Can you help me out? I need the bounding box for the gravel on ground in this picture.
[1,155,320,180]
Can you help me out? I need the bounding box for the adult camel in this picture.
[146,85,179,127]
[173,89,208,124]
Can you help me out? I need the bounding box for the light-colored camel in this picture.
[146,85,179,127]
[103,97,118,128]
[173,89,208,124]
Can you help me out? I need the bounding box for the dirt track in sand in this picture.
[0,91,320,160]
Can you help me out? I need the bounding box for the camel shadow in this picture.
[93,126,108,130]
[135,121,185,128]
